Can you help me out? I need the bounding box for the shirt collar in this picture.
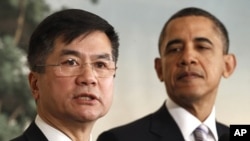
[35,115,93,141]
[166,99,218,141]
[35,115,72,141]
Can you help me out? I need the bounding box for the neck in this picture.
[173,91,217,122]
[39,114,95,141]
[185,100,214,122]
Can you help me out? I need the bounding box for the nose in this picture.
[76,64,97,86]
[178,47,197,67]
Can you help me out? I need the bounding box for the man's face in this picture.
[155,16,235,105]
[30,31,115,123]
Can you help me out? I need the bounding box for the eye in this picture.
[196,41,212,50]
[93,61,109,69]
[60,58,79,66]
[197,44,211,51]
[171,48,181,52]
[166,46,182,54]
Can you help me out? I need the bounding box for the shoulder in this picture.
[216,121,229,131]
[97,105,170,141]
[10,121,48,141]
[110,112,153,132]
[97,113,155,141]
[9,135,26,141]
[216,121,230,137]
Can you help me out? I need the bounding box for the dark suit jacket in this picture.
[97,104,229,141]
[10,121,48,141]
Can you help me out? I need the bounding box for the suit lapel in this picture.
[150,104,185,141]
[149,103,229,141]
[24,121,48,141]
[216,121,230,138]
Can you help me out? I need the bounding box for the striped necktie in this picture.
[193,124,209,141]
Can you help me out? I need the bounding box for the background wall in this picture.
[34,0,250,140]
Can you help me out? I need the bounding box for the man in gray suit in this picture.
[97,7,236,141]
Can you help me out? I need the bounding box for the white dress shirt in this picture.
[35,115,92,141]
[166,99,218,141]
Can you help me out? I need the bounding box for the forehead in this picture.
[166,16,218,38]
[162,16,223,45]
[50,31,112,59]
[158,16,224,53]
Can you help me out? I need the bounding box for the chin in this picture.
[173,89,203,99]
[73,112,97,122]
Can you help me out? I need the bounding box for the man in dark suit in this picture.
[10,9,119,141]
[97,7,236,141]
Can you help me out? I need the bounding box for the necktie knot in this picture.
[193,124,209,141]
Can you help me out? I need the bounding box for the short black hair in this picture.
[28,9,119,73]
[158,7,229,54]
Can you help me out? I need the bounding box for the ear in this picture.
[28,72,40,101]
[154,58,164,82]
[222,54,237,78]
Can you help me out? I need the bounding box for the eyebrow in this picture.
[60,49,81,57]
[93,53,112,61]
[166,39,183,49]
[60,49,112,60]
[194,37,213,46]
[166,37,213,48]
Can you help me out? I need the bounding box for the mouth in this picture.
[177,71,203,80]
[73,93,99,101]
